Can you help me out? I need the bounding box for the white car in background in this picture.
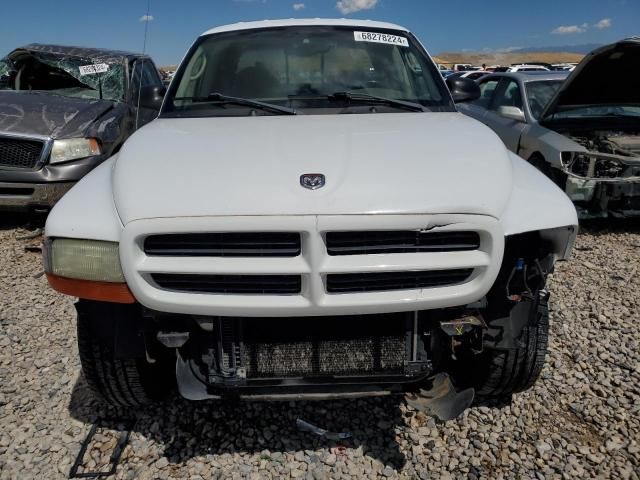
[447,70,489,81]
[42,19,577,418]
[452,63,479,71]
[552,63,577,71]
[508,64,550,72]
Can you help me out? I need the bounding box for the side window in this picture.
[142,61,162,86]
[491,79,522,110]
[130,61,142,100]
[473,79,499,108]
[130,60,160,100]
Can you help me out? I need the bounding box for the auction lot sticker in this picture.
[79,63,110,76]
[354,31,409,47]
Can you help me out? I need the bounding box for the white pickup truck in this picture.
[43,19,578,418]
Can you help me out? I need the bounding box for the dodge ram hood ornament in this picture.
[300,173,325,190]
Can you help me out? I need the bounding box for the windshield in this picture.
[163,26,453,116]
[525,80,563,119]
[0,51,125,102]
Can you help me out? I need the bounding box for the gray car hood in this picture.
[541,37,640,120]
[0,90,115,138]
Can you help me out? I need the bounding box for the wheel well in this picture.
[484,231,555,319]
[528,152,547,168]
[528,152,567,188]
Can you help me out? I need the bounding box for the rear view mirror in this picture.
[138,85,166,110]
[446,76,481,103]
[498,105,526,122]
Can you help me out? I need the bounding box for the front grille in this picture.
[239,314,409,378]
[327,269,473,293]
[326,230,480,255]
[151,273,301,294]
[144,232,301,257]
[0,138,44,169]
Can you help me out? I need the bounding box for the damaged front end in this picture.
[537,37,640,218]
[127,228,570,420]
[560,133,640,218]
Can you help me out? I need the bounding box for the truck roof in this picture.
[201,18,408,36]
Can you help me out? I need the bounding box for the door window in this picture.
[472,78,499,108]
[142,61,162,86]
[491,79,522,110]
[130,60,160,101]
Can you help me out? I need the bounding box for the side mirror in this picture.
[497,105,526,122]
[446,76,481,103]
[138,85,166,110]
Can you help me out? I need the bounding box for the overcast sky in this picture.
[2,0,638,65]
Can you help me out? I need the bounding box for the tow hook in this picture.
[405,373,474,421]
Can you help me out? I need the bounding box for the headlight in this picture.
[50,138,101,165]
[561,151,625,179]
[44,238,124,282]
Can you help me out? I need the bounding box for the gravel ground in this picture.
[1,217,639,480]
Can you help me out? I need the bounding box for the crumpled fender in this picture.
[45,154,123,242]
[500,152,578,259]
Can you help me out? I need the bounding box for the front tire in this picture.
[473,295,549,399]
[76,301,174,407]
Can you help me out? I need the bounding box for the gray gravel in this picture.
[1,218,639,479]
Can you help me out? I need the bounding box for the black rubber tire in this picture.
[76,302,174,407]
[474,296,549,399]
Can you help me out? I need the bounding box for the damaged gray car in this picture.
[0,44,165,212]
[459,38,640,218]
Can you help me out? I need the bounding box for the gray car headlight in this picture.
[561,151,625,179]
[49,138,101,165]
[44,238,124,282]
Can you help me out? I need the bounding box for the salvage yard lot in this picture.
[1,218,639,480]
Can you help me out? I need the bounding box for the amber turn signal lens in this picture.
[46,273,135,304]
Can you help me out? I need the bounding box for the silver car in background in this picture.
[459,38,640,218]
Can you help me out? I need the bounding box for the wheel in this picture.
[473,293,549,399]
[76,301,175,407]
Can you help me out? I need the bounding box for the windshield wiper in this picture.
[328,92,426,112]
[175,92,296,115]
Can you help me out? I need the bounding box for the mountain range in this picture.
[508,44,602,54]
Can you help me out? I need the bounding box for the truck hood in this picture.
[0,91,115,138]
[541,37,640,121]
[113,112,513,223]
